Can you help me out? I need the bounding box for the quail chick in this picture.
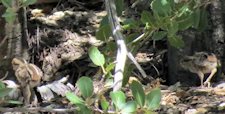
[180,52,218,87]
[12,58,43,105]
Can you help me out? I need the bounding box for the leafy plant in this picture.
[0,81,22,105]
[0,81,12,98]
[110,83,161,113]
[88,46,115,78]
[97,0,209,49]
[1,0,37,23]
[66,76,93,114]
[65,76,161,113]
[130,81,161,113]
[110,91,137,113]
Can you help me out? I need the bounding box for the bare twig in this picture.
[0,36,7,48]
[0,71,8,81]
[105,0,128,91]
[105,0,153,91]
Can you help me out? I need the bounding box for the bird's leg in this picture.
[204,68,217,87]
[197,72,204,87]
[22,84,31,105]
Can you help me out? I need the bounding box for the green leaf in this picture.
[0,88,13,97]
[77,104,92,114]
[178,14,193,31]
[146,88,161,110]
[110,91,126,110]
[167,21,178,35]
[168,35,184,48]
[76,77,93,98]
[1,0,13,8]
[130,81,145,107]
[21,0,36,6]
[0,81,5,89]
[115,0,124,16]
[151,0,172,17]
[99,16,109,27]
[65,92,84,105]
[88,46,105,66]
[177,4,191,16]
[152,31,167,40]
[198,9,208,31]
[100,97,109,111]
[141,11,151,23]
[121,101,137,113]
[2,8,17,23]
[6,100,23,104]
[122,18,139,30]
[96,24,112,41]
[192,8,200,28]
[122,65,134,87]
[105,62,115,73]
[141,11,155,27]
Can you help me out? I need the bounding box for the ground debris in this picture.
[159,82,225,113]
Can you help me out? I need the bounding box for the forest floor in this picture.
[2,0,225,114]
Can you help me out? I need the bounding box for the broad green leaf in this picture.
[1,0,13,8]
[78,105,92,114]
[110,91,126,110]
[0,88,13,97]
[105,62,115,73]
[122,18,139,30]
[178,14,193,30]
[21,0,36,6]
[168,0,175,9]
[122,65,134,87]
[96,24,112,41]
[2,8,17,23]
[178,4,191,16]
[152,31,167,40]
[65,92,84,105]
[0,81,5,89]
[88,46,105,66]
[115,0,124,16]
[77,77,93,98]
[121,101,137,113]
[141,11,160,28]
[151,0,172,17]
[99,16,109,27]
[192,8,200,28]
[198,9,208,31]
[100,96,109,111]
[167,21,178,35]
[130,81,145,107]
[141,11,154,25]
[146,88,161,110]
[168,35,184,48]
[6,100,23,104]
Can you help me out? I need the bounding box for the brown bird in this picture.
[180,52,219,87]
[12,58,43,105]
